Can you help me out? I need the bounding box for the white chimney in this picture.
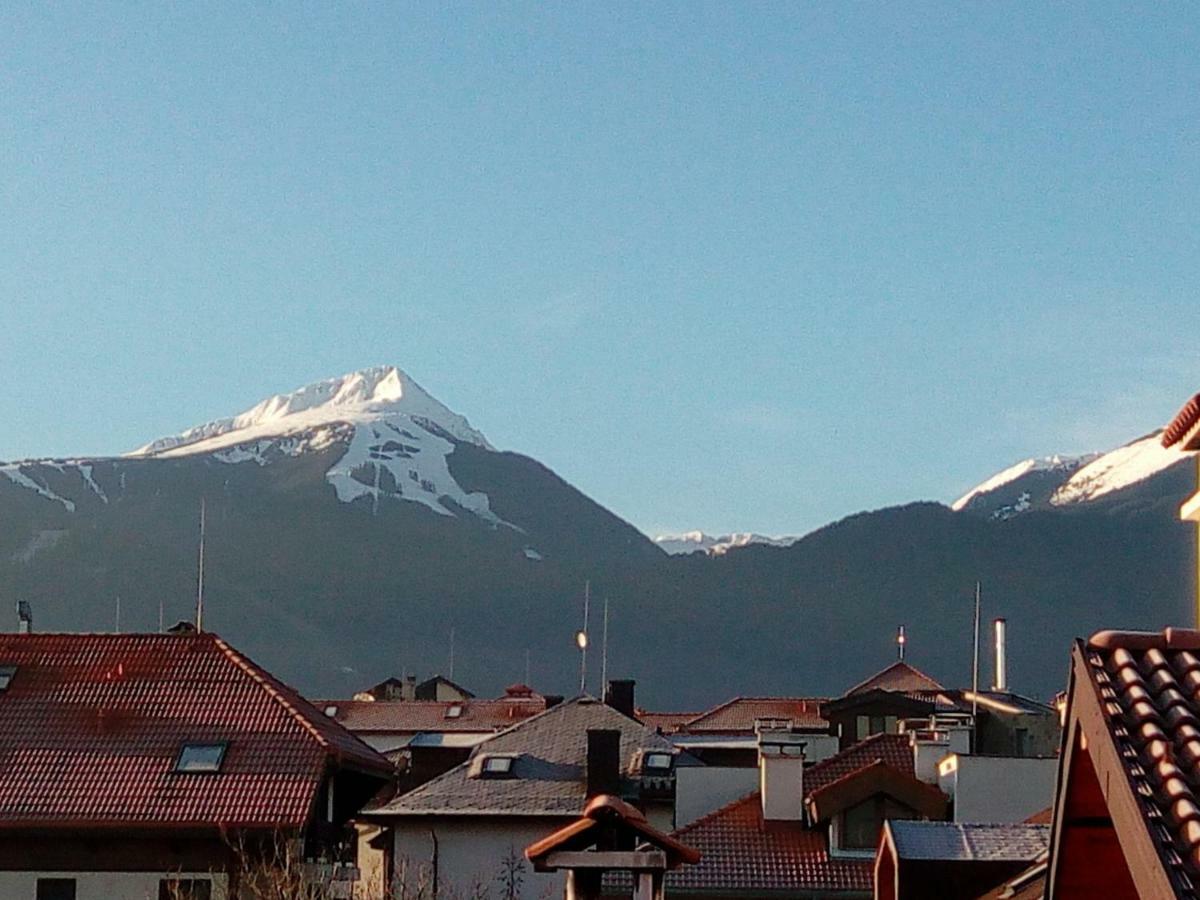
[910,730,951,785]
[757,726,806,821]
[993,618,1007,692]
[16,601,31,635]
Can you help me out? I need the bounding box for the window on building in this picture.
[159,880,212,900]
[445,704,463,718]
[471,753,518,778]
[174,742,227,773]
[641,751,674,773]
[36,879,76,900]
[0,666,15,691]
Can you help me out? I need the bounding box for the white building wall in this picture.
[392,818,573,898]
[939,755,1058,823]
[0,871,227,900]
[675,766,759,828]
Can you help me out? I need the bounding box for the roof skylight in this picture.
[445,704,464,719]
[0,666,15,692]
[174,742,227,773]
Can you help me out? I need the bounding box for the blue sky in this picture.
[2,4,1198,537]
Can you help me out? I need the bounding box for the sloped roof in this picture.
[804,733,914,796]
[1055,628,1200,897]
[667,793,871,893]
[416,675,476,699]
[680,697,829,733]
[807,761,947,824]
[0,632,390,831]
[974,854,1048,900]
[663,732,916,894]
[887,821,1049,862]
[1163,394,1200,449]
[526,794,701,869]
[637,710,701,734]
[319,697,546,733]
[845,661,944,696]
[366,697,676,817]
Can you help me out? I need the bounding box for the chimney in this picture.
[402,674,417,702]
[993,618,1007,692]
[604,679,636,719]
[586,729,622,798]
[17,601,32,635]
[909,730,951,785]
[757,725,806,821]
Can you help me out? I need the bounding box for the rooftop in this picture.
[844,660,944,697]
[319,697,546,733]
[366,696,678,817]
[886,821,1050,862]
[0,631,390,831]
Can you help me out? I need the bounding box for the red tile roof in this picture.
[844,661,943,696]
[319,697,547,733]
[664,733,914,894]
[667,793,871,893]
[1076,628,1200,892]
[804,733,914,796]
[0,632,390,831]
[680,697,829,733]
[1163,394,1200,449]
[636,710,702,734]
[526,794,701,869]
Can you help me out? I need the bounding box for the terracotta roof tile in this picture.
[680,697,829,733]
[1164,395,1200,449]
[0,632,390,831]
[804,733,914,796]
[319,698,546,733]
[1083,628,1200,889]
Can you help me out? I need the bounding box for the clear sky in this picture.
[2,4,1199,538]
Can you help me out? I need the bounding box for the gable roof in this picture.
[1163,394,1200,449]
[319,697,546,733]
[663,732,917,894]
[526,794,701,870]
[886,821,1049,863]
[1048,628,1200,899]
[366,696,677,817]
[806,761,947,824]
[679,697,829,733]
[416,675,475,700]
[0,632,390,831]
[845,661,944,696]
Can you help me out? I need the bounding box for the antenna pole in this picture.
[601,597,610,688]
[115,595,121,634]
[525,648,531,686]
[897,624,905,661]
[449,628,455,680]
[971,582,981,721]
[196,498,206,632]
[158,597,164,634]
[579,581,590,695]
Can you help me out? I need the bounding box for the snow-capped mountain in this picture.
[130,366,505,524]
[655,530,799,556]
[952,431,1192,520]
[3,366,510,525]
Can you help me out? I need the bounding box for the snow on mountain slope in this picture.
[128,366,509,525]
[951,455,1094,512]
[1050,431,1186,506]
[655,530,799,556]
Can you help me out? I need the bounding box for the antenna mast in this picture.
[449,627,456,680]
[196,498,207,632]
[577,581,591,695]
[971,581,981,720]
[601,597,610,688]
[114,595,121,634]
[897,624,906,661]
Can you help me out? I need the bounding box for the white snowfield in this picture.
[0,367,518,530]
[654,530,798,556]
[953,430,1192,514]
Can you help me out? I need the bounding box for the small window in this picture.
[37,879,76,900]
[641,752,674,772]
[445,704,463,719]
[159,880,212,900]
[175,742,227,773]
[0,666,15,691]
[483,755,514,775]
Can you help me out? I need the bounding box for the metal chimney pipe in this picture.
[17,600,32,635]
[993,618,1007,692]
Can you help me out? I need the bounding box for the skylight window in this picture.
[445,704,464,719]
[174,743,227,773]
[641,751,674,773]
[0,666,15,692]
[470,753,518,779]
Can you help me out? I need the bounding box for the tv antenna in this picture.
[575,581,590,694]
[195,498,207,632]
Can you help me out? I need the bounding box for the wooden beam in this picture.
[542,850,668,871]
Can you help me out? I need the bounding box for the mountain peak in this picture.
[130,365,492,457]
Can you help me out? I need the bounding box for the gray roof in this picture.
[888,821,1050,862]
[367,696,679,817]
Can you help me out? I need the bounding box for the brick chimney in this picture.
[757,725,806,821]
[586,729,622,798]
[604,679,636,719]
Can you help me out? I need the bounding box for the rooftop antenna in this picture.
[897,624,906,661]
[114,595,121,634]
[158,596,164,634]
[601,597,610,688]
[195,497,207,632]
[448,627,456,680]
[575,581,590,695]
[971,582,981,720]
[525,648,531,686]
